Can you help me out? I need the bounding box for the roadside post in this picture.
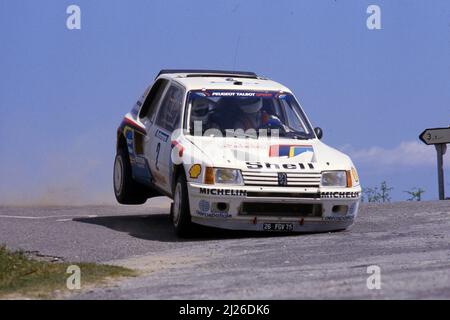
[419,127,450,200]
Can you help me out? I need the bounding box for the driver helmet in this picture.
[238,97,263,114]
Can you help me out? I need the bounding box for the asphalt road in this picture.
[1,198,450,299]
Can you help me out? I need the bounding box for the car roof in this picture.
[155,69,292,93]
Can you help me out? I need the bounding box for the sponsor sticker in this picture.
[198,200,210,212]
[269,145,314,158]
[211,91,256,97]
[155,129,169,142]
[192,90,278,98]
[189,164,202,179]
[320,191,360,199]
[200,188,247,197]
[196,210,232,218]
[246,162,315,170]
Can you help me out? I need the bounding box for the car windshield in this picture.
[185,90,315,139]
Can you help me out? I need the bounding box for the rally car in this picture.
[114,69,361,236]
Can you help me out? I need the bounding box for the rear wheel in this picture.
[171,173,194,237]
[113,148,148,205]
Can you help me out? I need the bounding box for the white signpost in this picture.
[419,127,450,200]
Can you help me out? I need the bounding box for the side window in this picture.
[280,97,308,134]
[283,102,303,130]
[139,79,169,120]
[155,84,184,132]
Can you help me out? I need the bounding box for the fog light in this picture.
[213,202,229,212]
[332,205,348,214]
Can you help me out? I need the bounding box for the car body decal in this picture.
[155,129,169,142]
[122,117,146,135]
[269,145,314,158]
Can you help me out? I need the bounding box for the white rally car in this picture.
[114,70,361,236]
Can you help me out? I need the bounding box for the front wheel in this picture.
[171,173,194,237]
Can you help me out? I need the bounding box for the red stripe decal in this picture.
[123,118,146,135]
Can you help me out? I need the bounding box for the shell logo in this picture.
[189,164,202,179]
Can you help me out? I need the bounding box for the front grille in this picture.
[242,171,321,187]
[240,202,323,217]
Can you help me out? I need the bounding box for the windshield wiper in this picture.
[285,132,309,140]
[281,128,310,140]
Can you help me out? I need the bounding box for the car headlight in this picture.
[206,168,243,185]
[321,171,347,187]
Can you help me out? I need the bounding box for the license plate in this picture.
[263,223,294,232]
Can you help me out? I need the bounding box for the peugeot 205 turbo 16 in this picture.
[113,69,361,236]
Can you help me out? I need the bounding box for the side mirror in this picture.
[314,127,323,140]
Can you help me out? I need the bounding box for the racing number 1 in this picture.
[155,142,161,170]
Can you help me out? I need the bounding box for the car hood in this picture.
[184,136,352,172]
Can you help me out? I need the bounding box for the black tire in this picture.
[171,172,194,237]
[113,148,148,205]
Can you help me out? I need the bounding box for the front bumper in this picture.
[187,183,361,232]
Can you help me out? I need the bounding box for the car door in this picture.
[147,82,185,195]
[138,79,169,186]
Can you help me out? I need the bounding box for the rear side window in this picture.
[139,79,169,120]
[155,84,184,132]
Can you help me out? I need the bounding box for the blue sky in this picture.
[0,0,449,204]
